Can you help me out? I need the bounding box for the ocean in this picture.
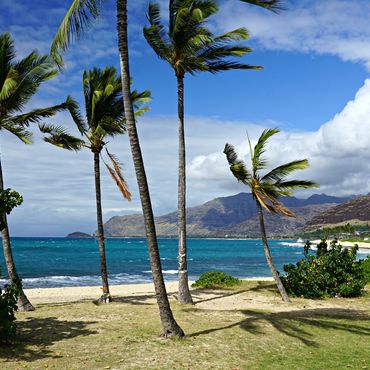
[0,237,368,288]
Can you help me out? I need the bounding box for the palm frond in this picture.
[65,96,87,135]
[1,123,33,144]
[10,99,73,127]
[239,0,284,13]
[251,128,279,172]
[51,0,101,66]
[0,68,18,101]
[261,159,310,182]
[39,123,84,151]
[103,149,131,201]
[274,180,319,190]
[224,143,251,184]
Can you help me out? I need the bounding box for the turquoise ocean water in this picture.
[0,237,368,288]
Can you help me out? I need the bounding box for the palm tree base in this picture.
[176,290,194,305]
[97,293,112,303]
[17,289,35,312]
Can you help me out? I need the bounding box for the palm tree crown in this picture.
[40,66,150,195]
[144,0,261,78]
[0,33,72,144]
[224,128,318,216]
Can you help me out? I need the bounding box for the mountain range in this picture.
[103,193,353,238]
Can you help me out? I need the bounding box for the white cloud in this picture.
[4,80,370,236]
[188,79,370,199]
[218,0,370,70]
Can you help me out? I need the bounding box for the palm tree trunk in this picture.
[0,155,34,312]
[257,203,291,303]
[116,0,184,338]
[176,75,193,305]
[94,151,111,302]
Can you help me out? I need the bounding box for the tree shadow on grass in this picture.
[191,289,250,304]
[189,308,370,347]
[0,317,97,362]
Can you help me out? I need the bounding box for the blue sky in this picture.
[1,0,370,236]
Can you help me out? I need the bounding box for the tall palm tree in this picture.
[0,33,73,311]
[144,0,263,304]
[40,66,150,302]
[50,0,185,337]
[48,0,281,336]
[224,128,318,302]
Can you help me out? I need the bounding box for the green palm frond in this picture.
[274,180,319,191]
[65,96,87,135]
[239,0,284,13]
[261,159,309,182]
[0,68,18,100]
[39,123,84,151]
[224,143,251,184]
[1,122,33,144]
[251,128,279,173]
[51,0,101,66]
[10,100,74,127]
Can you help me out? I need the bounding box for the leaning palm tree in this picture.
[144,0,264,304]
[224,128,318,302]
[0,33,74,311]
[40,66,150,302]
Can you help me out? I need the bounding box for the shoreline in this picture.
[24,278,274,305]
[311,239,370,251]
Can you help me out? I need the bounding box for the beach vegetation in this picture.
[224,128,319,302]
[192,271,241,288]
[40,66,150,302]
[144,0,263,305]
[49,0,185,337]
[0,189,22,343]
[0,32,74,312]
[361,256,370,283]
[282,239,367,298]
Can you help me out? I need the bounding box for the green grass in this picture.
[1,282,369,370]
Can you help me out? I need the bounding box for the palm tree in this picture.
[224,128,318,302]
[50,0,185,337]
[144,0,264,304]
[48,0,281,336]
[0,33,73,311]
[40,66,150,302]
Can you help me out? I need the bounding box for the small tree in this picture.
[224,128,318,302]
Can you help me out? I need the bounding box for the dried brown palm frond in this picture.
[102,149,131,201]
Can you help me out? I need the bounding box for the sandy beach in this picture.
[311,239,370,252]
[24,277,358,313]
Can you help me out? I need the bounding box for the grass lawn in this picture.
[1,281,369,370]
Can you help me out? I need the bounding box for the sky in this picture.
[0,0,369,236]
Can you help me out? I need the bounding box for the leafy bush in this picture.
[192,271,241,289]
[281,240,366,298]
[362,257,370,283]
[0,189,22,342]
[0,269,19,343]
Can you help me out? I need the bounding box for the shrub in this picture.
[192,271,241,289]
[281,240,366,298]
[0,269,19,343]
[362,257,370,283]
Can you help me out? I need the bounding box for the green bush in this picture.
[0,270,19,343]
[281,240,366,298]
[362,257,370,283]
[192,271,241,289]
